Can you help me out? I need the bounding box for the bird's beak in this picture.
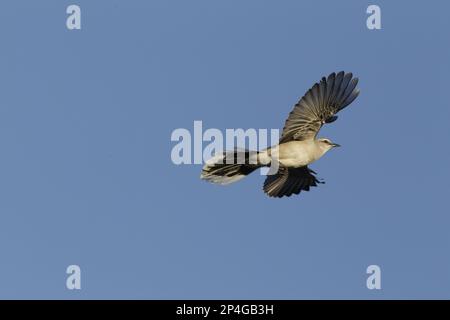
[332,143,341,148]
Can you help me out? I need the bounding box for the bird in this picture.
[201,71,360,198]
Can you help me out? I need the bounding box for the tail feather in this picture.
[201,150,262,185]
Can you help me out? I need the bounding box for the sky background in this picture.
[0,0,449,299]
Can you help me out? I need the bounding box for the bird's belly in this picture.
[275,141,318,168]
[279,154,312,168]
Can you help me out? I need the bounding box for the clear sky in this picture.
[0,0,449,299]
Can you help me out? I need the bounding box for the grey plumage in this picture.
[263,166,324,198]
[201,71,360,198]
[280,72,360,143]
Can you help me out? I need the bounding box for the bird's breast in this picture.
[274,141,322,168]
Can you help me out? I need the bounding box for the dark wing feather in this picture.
[280,71,360,143]
[263,166,324,198]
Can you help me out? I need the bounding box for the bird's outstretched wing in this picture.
[280,71,360,143]
[263,166,324,198]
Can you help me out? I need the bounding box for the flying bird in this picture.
[201,71,360,198]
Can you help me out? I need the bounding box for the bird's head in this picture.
[317,138,341,151]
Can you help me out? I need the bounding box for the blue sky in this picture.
[0,0,449,299]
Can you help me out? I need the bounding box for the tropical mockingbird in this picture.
[201,71,360,198]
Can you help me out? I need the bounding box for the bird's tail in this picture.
[201,149,263,185]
